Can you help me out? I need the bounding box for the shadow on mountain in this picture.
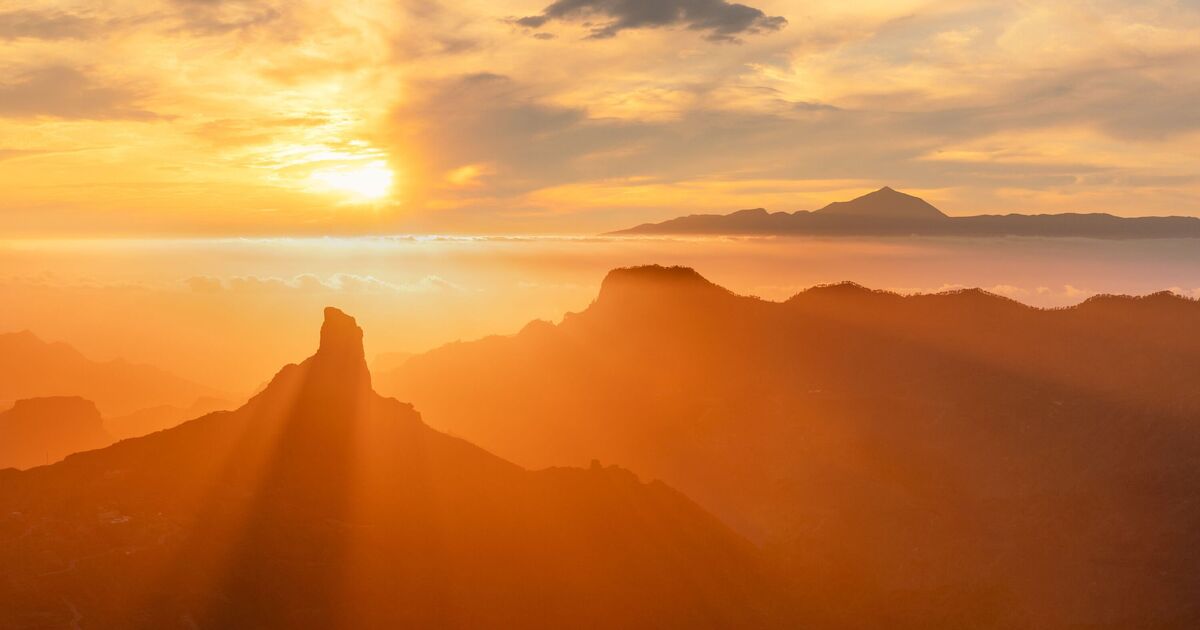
[612,186,1200,238]
[0,308,781,628]
[381,265,1200,629]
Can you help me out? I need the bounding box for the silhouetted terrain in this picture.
[0,331,222,416]
[0,308,783,629]
[104,397,233,441]
[613,186,1200,238]
[382,265,1200,629]
[0,398,112,470]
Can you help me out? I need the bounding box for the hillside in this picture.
[0,397,112,470]
[381,265,1200,629]
[0,307,783,629]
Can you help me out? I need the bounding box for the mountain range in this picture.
[380,265,1200,629]
[0,397,112,471]
[0,308,785,628]
[0,330,224,417]
[0,331,234,468]
[611,186,1200,238]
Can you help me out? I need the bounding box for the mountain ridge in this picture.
[610,187,1200,238]
[381,265,1200,629]
[594,264,1196,311]
[0,306,786,628]
[0,329,223,416]
[0,397,112,470]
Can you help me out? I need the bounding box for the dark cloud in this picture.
[168,0,280,35]
[0,10,95,40]
[516,0,787,42]
[0,66,158,121]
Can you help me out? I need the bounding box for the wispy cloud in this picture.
[0,66,157,120]
[184,273,463,294]
[0,10,96,40]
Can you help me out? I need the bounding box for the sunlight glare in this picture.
[309,160,394,201]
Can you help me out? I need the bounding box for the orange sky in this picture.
[2,0,1200,235]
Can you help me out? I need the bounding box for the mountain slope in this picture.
[381,265,1200,629]
[0,307,782,629]
[103,396,233,440]
[0,397,112,470]
[0,331,221,416]
[611,187,1200,237]
[815,186,946,219]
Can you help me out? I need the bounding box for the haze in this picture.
[2,234,1198,393]
[4,1,1200,628]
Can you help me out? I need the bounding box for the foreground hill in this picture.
[382,266,1200,629]
[0,397,112,470]
[612,186,1200,238]
[0,308,781,629]
[0,330,222,417]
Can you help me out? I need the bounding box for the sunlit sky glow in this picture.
[2,0,1200,235]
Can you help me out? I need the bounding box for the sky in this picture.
[2,0,1200,235]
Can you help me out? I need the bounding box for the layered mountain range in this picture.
[7,270,1200,628]
[612,186,1200,238]
[0,331,233,469]
[0,330,226,418]
[0,308,783,628]
[0,397,112,471]
[381,266,1200,629]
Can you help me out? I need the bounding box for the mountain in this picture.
[611,187,1200,238]
[0,308,784,629]
[816,186,946,219]
[0,397,112,470]
[0,330,223,416]
[103,396,233,440]
[370,351,414,375]
[380,266,1200,629]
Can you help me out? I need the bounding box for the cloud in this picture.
[0,10,95,40]
[394,73,645,196]
[516,0,787,42]
[185,273,463,294]
[168,0,281,36]
[0,149,41,162]
[0,66,157,120]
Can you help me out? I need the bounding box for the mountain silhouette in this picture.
[611,187,1200,238]
[0,307,783,628]
[816,186,946,219]
[0,330,222,417]
[381,265,1200,629]
[0,397,112,470]
[103,396,233,441]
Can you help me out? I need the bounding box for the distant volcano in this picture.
[611,187,1200,238]
[816,186,946,219]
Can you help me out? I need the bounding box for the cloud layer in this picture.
[517,0,787,41]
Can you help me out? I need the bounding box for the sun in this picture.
[308,160,394,201]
